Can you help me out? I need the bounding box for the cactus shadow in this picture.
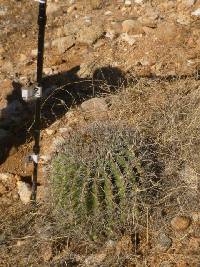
[0,65,127,165]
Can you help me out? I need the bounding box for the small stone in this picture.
[77,24,104,45]
[0,173,15,183]
[83,16,92,25]
[17,180,32,204]
[122,20,144,35]
[105,10,112,16]
[105,30,118,40]
[191,8,200,16]
[67,5,77,14]
[184,0,196,7]
[31,49,38,57]
[158,233,172,251]
[121,33,136,45]
[43,67,53,75]
[45,129,55,135]
[134,0,144,4]
[51,36,75,54]
[78,61,97,78]
[171,216,191,231]
[192,212,200,225]
[124,0,132,7]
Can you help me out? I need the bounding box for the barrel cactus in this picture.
[50,122,156,235]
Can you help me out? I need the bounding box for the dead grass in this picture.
[1,77,200,266]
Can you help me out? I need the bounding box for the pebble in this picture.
[192,212,200,225]
[45,129,55,135]
[134,0,144,4]
[122,19,144,35]
[171,216,191,231]
[185,0,196,7]
[191,8,200,16]
[67,5,77,14]
[158,233,172,251]
[121,33,136,45]
[124,0,132,7]
[51,35,75,54]
[0,173,14,183]
[17,180,32,204]
[77,24,104,45]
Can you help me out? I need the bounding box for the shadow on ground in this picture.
[0,65,127,165]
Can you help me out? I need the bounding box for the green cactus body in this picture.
[50,123,151,235]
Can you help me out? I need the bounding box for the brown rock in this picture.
[77,24,104,45]
[81,97,108,113]
[17,180,32,204]
[171,216,191,231]
[81,97,108,120]
[52,35,75,54]
[122,19,144,35]
[192,212,200,225]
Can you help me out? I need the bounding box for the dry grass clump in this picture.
[110,77,200,220]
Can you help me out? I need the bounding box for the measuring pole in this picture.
[31,0,47,201]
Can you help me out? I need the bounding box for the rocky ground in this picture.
[0,0,200,266]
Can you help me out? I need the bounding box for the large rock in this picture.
[77,24,104,45]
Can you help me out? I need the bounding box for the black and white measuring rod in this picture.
[22,0,47,201]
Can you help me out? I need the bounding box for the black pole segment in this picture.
[31,0,47,201]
